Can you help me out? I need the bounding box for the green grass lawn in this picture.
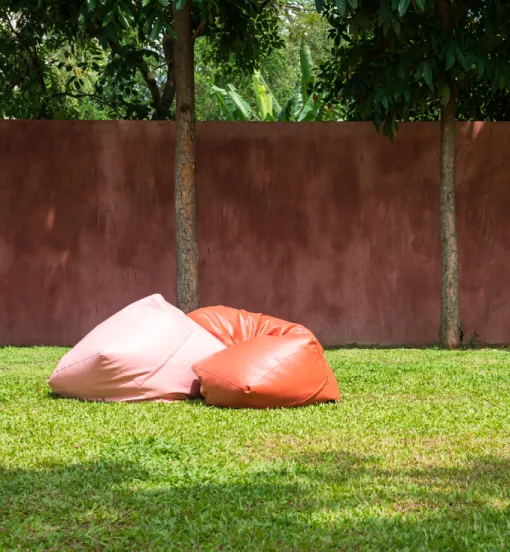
[1,347,510,551]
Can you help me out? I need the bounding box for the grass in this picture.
[1,347,510,551]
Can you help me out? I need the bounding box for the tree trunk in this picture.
[174,1,199,313]
[439,93,461,348]
[162,34,176,113]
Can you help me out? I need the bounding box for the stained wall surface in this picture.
[0,121,508,346]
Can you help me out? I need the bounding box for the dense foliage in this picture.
[3,0,510,122]
[0,0,285,120]
[314,0,510,132]
[210,40,347,121]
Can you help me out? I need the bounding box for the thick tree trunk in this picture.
[439,94,461,348]
[174,1,199,313]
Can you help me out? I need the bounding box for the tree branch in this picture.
[135,56,165,119]
[193,20,206,41]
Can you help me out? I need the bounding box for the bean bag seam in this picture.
[248,340,311,388]
[131,327,195,391]
[290,376,329,407]
[196,339,313,393]
[101,353,149,399]
[288,340,329,406]
[51,352,101,375]
[193,366,246,392]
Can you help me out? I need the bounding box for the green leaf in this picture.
[414,62,423,80]
[176,0,187,9]
[162,20,177,38]
[455,47,469,71]
[297,95,316,122]
[252,71,268,119]
[226,84,254,121]
[103,10,116,27]
[336,0,347,16]
[86,0,96,10]
[299,40,313,102]
[303,100,322,121]
[374,109,382,132]
[211,86,236,121]
[143,11,157,35]
[277,100,294,122]
[348,0,357,8]
[117,9,130,30]
[315,0,324,13]
[150,19,162,40]
[120,1,135,19]
[445,46,455,70]
[142,0,151,5]
[376,90,389,109]
[423,62,433,89]
[398,0,410,16]
[414,0,425,12]
[263,92,273,121]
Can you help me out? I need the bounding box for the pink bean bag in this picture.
[48,294,225,402]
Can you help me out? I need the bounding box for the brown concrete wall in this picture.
[0,121,509,346]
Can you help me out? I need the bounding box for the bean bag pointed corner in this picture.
[48,294,225,402]
[189,306,341,409]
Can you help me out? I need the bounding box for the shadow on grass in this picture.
[1,449,509,550]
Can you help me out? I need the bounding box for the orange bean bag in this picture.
[188,306,341,409]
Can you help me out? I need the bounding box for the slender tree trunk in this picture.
[439,93,461,348]
[174,1,199,313]
[436,0,461,348]
[162,34,176,112]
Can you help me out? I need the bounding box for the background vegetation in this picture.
[3,0,510,122]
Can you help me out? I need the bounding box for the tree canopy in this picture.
[4,0,510,123]
[1,0,285,120]
[314,0,510,133]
